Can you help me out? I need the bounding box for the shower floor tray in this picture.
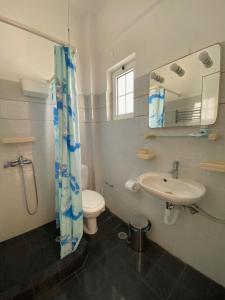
[0,221,88,299]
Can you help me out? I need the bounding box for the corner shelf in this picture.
[1,137,36,144]
[200,161,225,173]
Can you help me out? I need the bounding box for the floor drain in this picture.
[118,232,128,240]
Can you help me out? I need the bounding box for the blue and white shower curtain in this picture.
[53,46,83,259]
[148,87,165,128]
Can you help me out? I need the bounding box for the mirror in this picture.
[148,44,221,128]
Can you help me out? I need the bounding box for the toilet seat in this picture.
[82,190,105,214]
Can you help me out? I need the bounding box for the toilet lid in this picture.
[82,190,105,209]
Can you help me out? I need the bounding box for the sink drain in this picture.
[118,232,128,240]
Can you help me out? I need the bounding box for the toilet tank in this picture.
[81,165,88,190]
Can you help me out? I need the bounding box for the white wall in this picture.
[86,0,225,287]
[0,0,86,94]
[0,79,55,241]
[0,0,91,240]
[91,0,225,94]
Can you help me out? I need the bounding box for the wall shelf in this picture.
[200,161,225,173]
[136,148,155,160]
[1,137,36,144]
[144,131,220,141]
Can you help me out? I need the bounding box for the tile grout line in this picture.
[0,117,53,121]
[0,97,54,106]
[166,264,188,300]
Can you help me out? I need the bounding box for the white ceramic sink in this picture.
[138,172,206,205]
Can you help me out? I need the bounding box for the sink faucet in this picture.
[169,160,179,179]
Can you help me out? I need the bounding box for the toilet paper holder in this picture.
[125,180,140,193]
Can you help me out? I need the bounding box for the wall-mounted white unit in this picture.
[20,79,50,98]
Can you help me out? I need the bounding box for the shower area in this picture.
[0,4,88,299]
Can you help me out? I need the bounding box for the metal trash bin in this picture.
[129,215,151,252]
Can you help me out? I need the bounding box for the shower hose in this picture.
[20,159,39,215]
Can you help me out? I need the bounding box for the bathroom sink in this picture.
[138,172,206,205]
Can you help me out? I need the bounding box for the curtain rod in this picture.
[0,14,76,52]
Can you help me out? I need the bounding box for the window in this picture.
[112,62,134,119]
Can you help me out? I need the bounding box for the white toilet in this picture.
[81,165,105,234]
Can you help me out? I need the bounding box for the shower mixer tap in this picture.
[3,155,38,215]
[3,156,32,168]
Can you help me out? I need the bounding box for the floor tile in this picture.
[77,259,108,295]
[126,252,156,279]
[207,281,225,300]
[179,266,212,298]
[144,263,177,300]
[0,222,88,298]
[158,251,186,279]
[36,275,84,300]
[2,211,225,300]
[88,281,132,300]
[107,269,140,298]
[131,282,162,300]
[97,241,135,272]
[168,283,200,300]
[98,209,112,224]
[42,242,59,266]
[88,231,119,260]
[98,250,140,297]
[96,215,123,238]
[145,240,165,262]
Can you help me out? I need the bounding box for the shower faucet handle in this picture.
[3,156,32,168]
[3,158,20,168]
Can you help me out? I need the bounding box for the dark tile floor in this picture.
[0,222,60,294]
[37,210,225,300]
[0,222,88,299]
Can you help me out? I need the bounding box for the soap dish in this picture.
[136,148,155,160]
[1,137,36,144]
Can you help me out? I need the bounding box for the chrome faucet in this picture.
[169,160,179,179]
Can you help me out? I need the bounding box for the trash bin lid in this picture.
[130,215,150,229]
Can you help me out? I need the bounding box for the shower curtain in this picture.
[53,46,83,259]
[148,87,165,128]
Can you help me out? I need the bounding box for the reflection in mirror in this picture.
[148,44,221,128]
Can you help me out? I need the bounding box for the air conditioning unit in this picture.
[20,79,50,99]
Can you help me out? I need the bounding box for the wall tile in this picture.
[0,79,55,241]
[0,100,53,121]
[95,93,107,108]
[78,108,86,123]
[93,107,108,122]
[134,95,148,117]
[0,118,55,241]
[134,73,149,98]
[78,94,86,109]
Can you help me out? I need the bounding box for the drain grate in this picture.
[118,232,128,240]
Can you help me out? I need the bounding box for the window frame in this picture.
[112,61,135,120]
